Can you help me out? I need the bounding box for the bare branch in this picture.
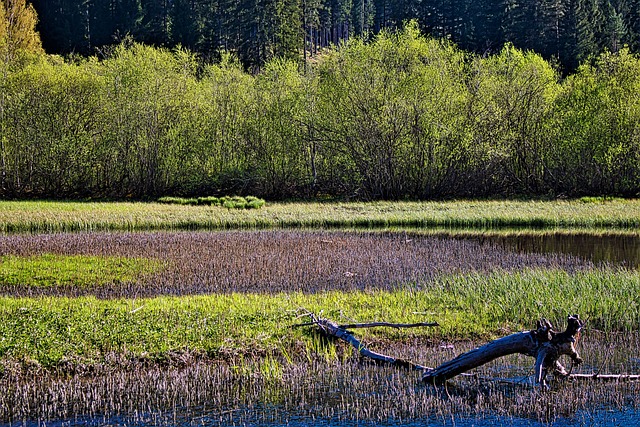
[338,321,439,329]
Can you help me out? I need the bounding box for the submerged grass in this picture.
[1,269,639,372]
[0,224,637,424]
[0,199,639,233]
[2,345,639,425]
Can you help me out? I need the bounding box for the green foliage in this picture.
[0,0,43,60]
[468,43,560,195]
[197,196,220,205]
[157,195,266,209]
[0,254,160,288]
[554,48,640,196]
[2,25,640,200]
[312,23,470,198]
[245,196,266,209]
[157,196,197,205]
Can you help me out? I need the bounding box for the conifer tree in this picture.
[603,1,628,52]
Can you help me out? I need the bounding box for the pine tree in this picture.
[575,0,602,63]
[139,0,170,45]
[603,0,628,52]
[196,0,222,57]
[273,0,302,60]
[538,0,566,59]
[629,0,640,50]
[90,0,142,48]
[456,0,503,53]
[171,0,201,49]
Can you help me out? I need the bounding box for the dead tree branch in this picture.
[297,313,437,371]
[423,315,585,387]
[298,312,639,386]
[568,373,640,381]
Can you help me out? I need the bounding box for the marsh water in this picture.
[2,230,640,427]
[482,233,640,269]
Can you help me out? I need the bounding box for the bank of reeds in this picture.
[2,335,639,424]
[0,200,640,233]
[1,231,638,369]
[1,229,639,424]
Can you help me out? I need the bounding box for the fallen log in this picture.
[423,315,585,387]
[298,312,639,386]
[295,313,437,371]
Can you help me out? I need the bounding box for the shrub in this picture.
[157,195,266,209]
[197,196,220,206]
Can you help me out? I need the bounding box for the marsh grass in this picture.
[157,195,266,209]
[1,227,639,425]
[0,254,161,288]
[0,199,639,233]
[1,267,639,374]
[0,230,638,373]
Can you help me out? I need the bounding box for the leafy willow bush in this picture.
[157,196,266,209]
[2,23,639,200]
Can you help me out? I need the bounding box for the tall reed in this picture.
[0,200,639,233]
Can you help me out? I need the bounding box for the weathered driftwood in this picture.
[423,315,585,387]
[296,313,437,371]
[299,312,640,386]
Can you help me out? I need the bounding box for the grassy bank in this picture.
[0,199,639,233]
[1,269,638,373]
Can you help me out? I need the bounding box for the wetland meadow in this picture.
[1,199,640,426]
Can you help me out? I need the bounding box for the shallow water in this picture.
[2,405,638,427]
[1,230,639,426]
[481,233,640,269]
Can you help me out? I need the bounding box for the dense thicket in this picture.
[30,0,640,72]
[1,24,639,199]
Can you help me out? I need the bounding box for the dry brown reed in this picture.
[0,230,593,298]
[2,334,638,425]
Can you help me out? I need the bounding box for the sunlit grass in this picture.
[1,269,638,371]
[0,199,639,233]
[0,254,161,288]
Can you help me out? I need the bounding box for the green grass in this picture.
[1,269,638,371]
[0,254,161,288]
[0,199,639,233]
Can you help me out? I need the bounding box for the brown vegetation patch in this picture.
[0,230,594,298]
[2,334,638,425]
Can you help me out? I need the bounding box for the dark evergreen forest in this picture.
[31,0,640,72]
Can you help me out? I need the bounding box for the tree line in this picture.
[1,21,639,200]
[27,0,640,73]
